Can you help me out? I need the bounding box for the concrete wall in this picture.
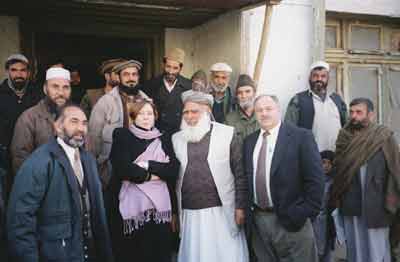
[326,0,400,18]
[165,10,242,87]
[164,28,195,78]
[243,0,314,113]
[0,16,20,80]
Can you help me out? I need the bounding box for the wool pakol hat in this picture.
[99,58,127,74]
[112,60,143,73]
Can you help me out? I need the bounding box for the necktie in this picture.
[256,131,270,208]
[73,149,84,186]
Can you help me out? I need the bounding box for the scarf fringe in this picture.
[123,209,172,235]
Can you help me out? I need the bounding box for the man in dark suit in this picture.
[143,48,192,136]
[244,94,324,262]
[7,104,113,262]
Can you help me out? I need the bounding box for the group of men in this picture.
[0,48,399,262]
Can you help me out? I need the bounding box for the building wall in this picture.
[165,10,242,87]
[326,0,400,18]
[242,0,315,112]
[164,28,195,79]
[0,16,20,80]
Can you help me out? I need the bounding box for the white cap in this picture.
[46,67,71,81]
[310,61,330,73]
[210,62,233,73]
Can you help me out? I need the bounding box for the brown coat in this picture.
[10,99,55,173]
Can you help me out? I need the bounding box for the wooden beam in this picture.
[253,0,281,85]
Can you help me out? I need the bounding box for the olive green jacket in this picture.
[225,108,259,142]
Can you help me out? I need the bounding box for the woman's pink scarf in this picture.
[119,125,171,235]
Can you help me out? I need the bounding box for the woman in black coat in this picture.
[109,99,179,262]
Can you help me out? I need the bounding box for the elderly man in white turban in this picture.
[11,67,72,172]
[172,89,249,262]
[209,62,235,123]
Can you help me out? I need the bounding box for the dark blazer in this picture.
[143,75,192,135]
[7,138,113,262]
[244,122,324,233]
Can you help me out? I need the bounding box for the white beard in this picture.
[180,112,212,143]
[239,97,255,111]
[210,82,228,93]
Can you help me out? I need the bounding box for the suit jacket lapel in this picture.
[49,140,82,213]
[270,124,291,177]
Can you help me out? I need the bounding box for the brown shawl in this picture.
[330,122,400,214]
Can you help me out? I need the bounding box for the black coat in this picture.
[143,75,192,135]
[243,123,324,233]
[0,79,42,148]
[108,127,179,258]
[7,138,113,262]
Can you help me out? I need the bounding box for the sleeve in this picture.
[284,95,300,126]
[88,99,107,160]
[7,160,49,262]
[109,129,148,183]
[10,114,35,174]
[230,133,248,209]
[80,94,92,118]
[289,130,324,224]
[148,136,180,182]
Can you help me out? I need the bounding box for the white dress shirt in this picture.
[253,121,281,207]
[163,78,178,93]
[57,137,84,179]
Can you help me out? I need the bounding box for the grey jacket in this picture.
[88,87,148,186]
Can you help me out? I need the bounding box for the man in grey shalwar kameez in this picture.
[330,98,400,262]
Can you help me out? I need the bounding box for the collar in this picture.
[238,107,256,121]
[57,137,78,161]
[163,78,178,90]
[261,121,281,138]
[308,88,331,102]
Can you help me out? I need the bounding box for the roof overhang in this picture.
[1,0,264,28]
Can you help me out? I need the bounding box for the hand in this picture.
[171,214,179,233]
[150,175,160,181]
[235,209,246,226]
[136,161,149,170]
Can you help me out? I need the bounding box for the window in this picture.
[350,24,381,51]
[326,15,400,129]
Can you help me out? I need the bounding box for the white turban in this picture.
[46,68,71,81]
[182,90,214,108]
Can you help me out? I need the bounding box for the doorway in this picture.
[33,32,151,90]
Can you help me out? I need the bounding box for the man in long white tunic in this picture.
[172,90,249,262]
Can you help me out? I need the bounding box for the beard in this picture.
[180,112,212,143]
[164,72,178,83]
[59,127,85,148]
[348,118,369,131]
[10,77,28,90]
[44,96,69,115]
[310,80,328,97]
[108,79,119,87]
[210,81,228,93]
[119,83,138,95]
[239,97,255,111]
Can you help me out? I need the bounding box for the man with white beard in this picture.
[172,90,249,262]
[209,62,235,123]
[225,74,259,142]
